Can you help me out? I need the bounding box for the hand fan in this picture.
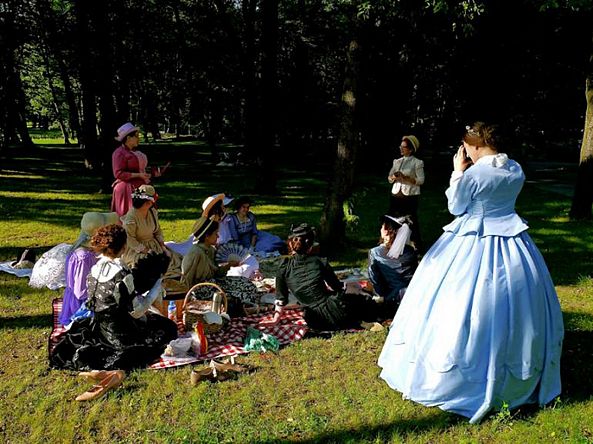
[215,243,251,264]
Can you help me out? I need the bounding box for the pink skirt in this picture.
[111,181,133,217]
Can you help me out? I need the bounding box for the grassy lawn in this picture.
[1,142,593,443]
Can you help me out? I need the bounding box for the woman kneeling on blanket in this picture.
[50,224,177,401]
[181,216,259,316]
[265,223,380,331]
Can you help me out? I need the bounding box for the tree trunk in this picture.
[254,0,279,194]
[39,46,70,145]
[570,35,593,220]
[94,0,117,193]
[37,0,81,142]
[0,41,9,152]
[205,89,223,162]
[140,89,162,141]
[0,2,33,149]
[76,0,99,169]
[13,68,34,148]
[319,39,361,252]
[0,21,15,149]
[59,61,81,142]
[169,2,186,140]
[241,0,259,161]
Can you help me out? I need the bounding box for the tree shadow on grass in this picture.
[0,314,52,330]
[0,246,52,262]
[560,328,593,402]
[257,412,461,444]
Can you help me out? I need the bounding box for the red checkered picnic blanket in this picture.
[49,298,309,370]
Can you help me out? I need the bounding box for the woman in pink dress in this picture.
[111,122,151,216]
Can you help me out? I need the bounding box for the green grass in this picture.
[1,143,593,443]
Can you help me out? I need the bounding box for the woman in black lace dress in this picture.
[50,225,177,400]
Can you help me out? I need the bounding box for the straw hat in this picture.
[192,216,215,241]
[132,185,157,202]
[402,135,420,152]
[115,122,139,142]
[201,194,225,217]
[71,212,121,251]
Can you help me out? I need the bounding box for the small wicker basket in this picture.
[182,282,228,334]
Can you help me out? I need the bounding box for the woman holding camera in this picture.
[388,135,424,250]
[378,122,564,423]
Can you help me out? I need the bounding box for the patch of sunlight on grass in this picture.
[275,194,318,200]
[549,216,570,223]
[0,173,47,180]
[33,138,70,144]
[0,191,104,200]
[255,207,302,216]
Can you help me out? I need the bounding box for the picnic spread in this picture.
[48,265,371,371]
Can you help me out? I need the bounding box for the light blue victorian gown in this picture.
[378,153,564,423]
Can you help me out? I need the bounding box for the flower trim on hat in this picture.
[131,188,155,202]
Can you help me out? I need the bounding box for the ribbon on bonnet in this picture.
[69,212,121,253]
[385,215,413,259]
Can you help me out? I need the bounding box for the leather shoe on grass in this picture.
[78,370,110,382]
[75,370,125,401]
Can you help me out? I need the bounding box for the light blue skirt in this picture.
[378,230,564,423]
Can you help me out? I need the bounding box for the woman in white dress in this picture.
[378,122,564,423]
[388,135,424,249]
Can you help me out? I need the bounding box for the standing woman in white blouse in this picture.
[387,135,424,249]
[378,122,563,423]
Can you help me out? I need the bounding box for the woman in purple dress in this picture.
[59,212,120,325]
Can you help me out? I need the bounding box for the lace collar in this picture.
[475,153,508,168]
[91,256,126,282]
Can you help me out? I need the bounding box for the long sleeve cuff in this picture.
[450,171,464,185]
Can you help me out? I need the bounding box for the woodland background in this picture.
[2,2,593,441]
[1,0,592,246]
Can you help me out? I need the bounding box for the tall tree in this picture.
[319,35,361,250]
[75,0,99,169]
[94,0,117,192]
[254,0,279,193]
[241,0,260,168]
[0,0,34,149]
[570,32,593,219]
[36,0,81,142]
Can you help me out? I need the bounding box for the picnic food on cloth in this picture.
[183,282,229,334]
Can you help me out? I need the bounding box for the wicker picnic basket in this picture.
[182,282,228,334]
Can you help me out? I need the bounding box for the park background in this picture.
[1,0,593,442]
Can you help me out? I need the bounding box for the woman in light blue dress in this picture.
[228,196,285,253]
[378,122,564,423]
